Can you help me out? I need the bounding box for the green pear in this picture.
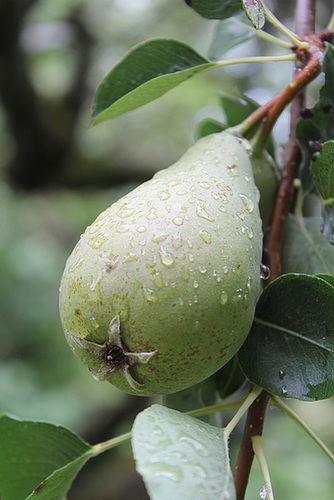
[59,131,263,396]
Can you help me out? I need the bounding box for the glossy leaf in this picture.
[132,404,235,500]
[185,0,243,20]
[238,274,334,401]
[242,0,265,29]
[281,214,334,274]
[315,273,334,288]
[92,38,216,125]
[0,415,92,500]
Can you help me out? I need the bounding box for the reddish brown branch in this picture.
[233,2,322,499]
[234,391,270,500]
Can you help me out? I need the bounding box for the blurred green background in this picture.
[0,0,333,498]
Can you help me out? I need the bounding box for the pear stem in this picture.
[260,0,309,49]
[271,396,334,464]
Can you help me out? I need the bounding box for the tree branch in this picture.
[233,2,319,499]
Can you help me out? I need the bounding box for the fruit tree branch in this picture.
[233,2,322,499]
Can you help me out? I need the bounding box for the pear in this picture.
[59,131,263,396]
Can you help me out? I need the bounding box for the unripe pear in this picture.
[59,132,263,396]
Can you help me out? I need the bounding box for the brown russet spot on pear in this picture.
[59,131,263,396]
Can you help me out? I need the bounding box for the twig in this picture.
[233,2,319,499]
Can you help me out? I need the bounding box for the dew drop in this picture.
[137,225,147,233]
[220,291,228,305]
[259,484,268,499]
[223,266,228,275]
[116,223,131,234]
[198,181,210,189]
[188,253,195,263]
[159,247,175,267]
[142,286,158,303]
[234,288,243,300]
[116,207,134,218]
[199,230,212,244]
[172,217,184,226]
[239,193,254,212]
[198,266,207,274]
[196,200,215,222]
[236,211,246,221]
[246,226,254,239]
[123,252,138,263]
[87,236,107,249]
[146,208,158,221]
[193,280,199,289]
[279,370,285,380]
[227,163,239,177]
[158,190,171,200]
[152,231,168,243]
[260,264,271,280]
[281,386,288,396]
[153,272,165,289]
[172,231,183,249]
[90,317,100,329]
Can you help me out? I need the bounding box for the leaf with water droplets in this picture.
[238,274,334,401]
[132,404,236,499]
[242,0,265,29]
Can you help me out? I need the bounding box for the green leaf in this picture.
[214,356,246,400]
[0,415,92,500]
[321,204,334,245]
[208,16,254,60]
[196,118,226,139]
[196,93,275,156]
[132,404,235,500]
[315,273,334,288]
[185,0,243,20]
[296,44,334,190]
[163,375,219,420]
[91,38,216,125]
[242,0,265,29]
[238,274,334,401]
[281,214,334,274]
[311,140,334,203]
